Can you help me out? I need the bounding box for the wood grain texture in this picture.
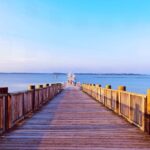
[0,86,150,150]
[82,84,147,132]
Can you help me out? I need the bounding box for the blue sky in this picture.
[0,0,150,73]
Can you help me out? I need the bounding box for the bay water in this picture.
[0,73,150,94]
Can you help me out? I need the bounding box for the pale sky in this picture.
[0,0,150,73]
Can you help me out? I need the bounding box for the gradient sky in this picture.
[0,0,150,73]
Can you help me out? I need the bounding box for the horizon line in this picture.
[0,72,148,75]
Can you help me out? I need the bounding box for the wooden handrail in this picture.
[82,83,150,134]
[0,83,63,135]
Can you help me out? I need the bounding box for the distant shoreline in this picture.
[0,72,148,76]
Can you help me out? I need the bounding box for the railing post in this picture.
[51,84,54,98]
[92,84,95,98]
[0,87,8,94]
[38,85,43,106]
[43,84,49,102]
[96,84,101,101]
[37,85,43,89]
[118,86,126,115]
[56,83,59,94]
[46,84,49,87]
[48,84,52,100]
[89,84,91,94]
[118,86,126,91]
[146,89,150,134]
[0,87,8,133]
[84,84,86,92]
[28,85,35,112]
[85,84,88,94]
[105,85,111,89]
[87,84,89,94]
[105,85,111,106]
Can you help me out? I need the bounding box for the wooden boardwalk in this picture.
[1,87,150,150]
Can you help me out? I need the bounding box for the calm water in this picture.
[0,73,150,94]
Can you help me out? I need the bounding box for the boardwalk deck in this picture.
[1,87,150,150]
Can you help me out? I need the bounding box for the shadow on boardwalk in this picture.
[0,87,150,150]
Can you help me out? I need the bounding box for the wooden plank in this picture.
[0,86,150,149]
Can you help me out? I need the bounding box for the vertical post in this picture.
[0,87,8,94]
[55,83,57,95]
[58,83,60,94]
[57,83,59,94]
[85,84,86,93]
[48,84,52,100]
[105,85,111,89]
[51,84,54,98]
[87,84,89,94]
[92,84,95,98]
[118,86,126,91]
[53,84,56,96]
[46,84,49,100]
[0,87,8,132]
[118,86,126,115]
[43,84,49,102]
[96,84,101,101]
[38,85,43,106]
[87,84,88,94]
[45,84,49,87]
[28,85,35,112]
[146,89,150,134]
[105,85,111,107]
[37,85,43,89]
[54,84,56,96]
[90,84,92,96]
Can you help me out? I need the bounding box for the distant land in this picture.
[0,72,148,76]
[75,73,145,76]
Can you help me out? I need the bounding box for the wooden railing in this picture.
[0,83,63,135]
[82,83,150,134]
